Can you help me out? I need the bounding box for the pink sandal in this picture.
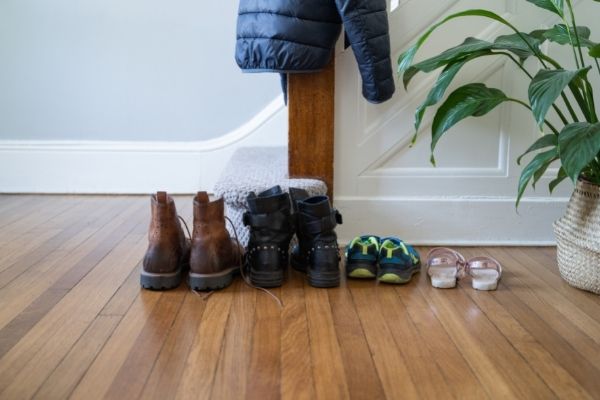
[426,248,466,288]
[464,256,502,291]
[427,248,502,291]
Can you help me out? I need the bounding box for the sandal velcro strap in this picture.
[301,209,342,235]
[243,211,293,231]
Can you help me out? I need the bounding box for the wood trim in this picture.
[288,60,335,199]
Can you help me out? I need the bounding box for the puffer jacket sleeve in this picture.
[334,0,395,103]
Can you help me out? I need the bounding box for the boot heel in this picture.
[188,266,238,291]
[307,270,340,288]
[140,267,183,290]
[249,268,285,288]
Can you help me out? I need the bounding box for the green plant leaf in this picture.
[549,167,567,193]
[558,122,600,182]
[525,0,564,17]
[403,38,492,88]
[590,44,600,58]
[413,57,473,136]
[517,134,558,165]
[541,24,596,48]
[398,9,520,75]
[517,148,559,207]
[528,68,590,128]
[431,84,509,162]
[403,33,540,88]
[532,155,557,188]
[493,33,541,61]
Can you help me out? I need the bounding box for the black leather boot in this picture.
[244,186,295,287]
[290,188,343,288]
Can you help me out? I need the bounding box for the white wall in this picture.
[0,0,280,141]
[334,0,599,245]
[0,0,287,193]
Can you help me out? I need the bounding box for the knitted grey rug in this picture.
[214,146,327,246]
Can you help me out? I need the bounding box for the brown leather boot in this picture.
[188,192,242,290]
[140,191,190,290]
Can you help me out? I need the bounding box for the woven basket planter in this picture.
[554,179,600,294]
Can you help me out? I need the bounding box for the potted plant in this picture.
[399,0,600,293]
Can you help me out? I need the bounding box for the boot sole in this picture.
[188,266,239,291]
[308,270,340,288]
[291,254,340,288]
[140,267,184,290]
[249,268,285,288]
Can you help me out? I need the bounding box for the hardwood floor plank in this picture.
[0,288,69,359]
[328,278,386,400]
[0,233,146,399]
[174,283,236,400]
[246,287,282,400]
[424,283,557,399]
[0,200,144,331]
[0,197,132,285]
[497,247,600,324]
[456,277,592,399]
[488,249,600,368]
[104,288,187,400]
[395,281,490,400]
[414,280,527,399]
[305,284,351,400]
[280,271,316,400]
[0,196,598,400]
[140,292,208,400]
[31,315,121,400]
[492,248,600,345]
[478,250,600,396]
[69,290,162,400]
[210,282,257,399]
[377,283,454,400]
[349,282,420,400]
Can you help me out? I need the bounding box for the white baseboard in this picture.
[334,196,568,246]
[0,96,287,194]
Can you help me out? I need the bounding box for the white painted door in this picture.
[334,0,598,245]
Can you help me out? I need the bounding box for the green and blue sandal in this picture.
[377,237,421,284]
[345,235,380,279]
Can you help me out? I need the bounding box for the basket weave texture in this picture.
[554,179,600,294]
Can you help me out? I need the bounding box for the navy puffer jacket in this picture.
[235,0,395,104]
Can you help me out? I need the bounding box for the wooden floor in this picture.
[0,195,599,399]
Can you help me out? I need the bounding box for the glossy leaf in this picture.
[541,24,596,48]
[528,68,590,128]
[517,134,558,165]
[517,148,559,207]
[590,44,600,58]
[493,33,541,61]
[403,38,491,88]
[431,84,509,162]
[404,33,540,88]
[413,56,475,137]
[549,167,567,193]
[532,155,557,188]
[525,0,564,17]
[399,9,519,75]
[558,122,600,182]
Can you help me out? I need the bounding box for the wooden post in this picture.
[288,60,335,200]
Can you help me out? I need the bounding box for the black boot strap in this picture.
[300,210,343,235]
[243,211,294,232]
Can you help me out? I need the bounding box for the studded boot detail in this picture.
[244,186,295,288]
[290,188,343,288]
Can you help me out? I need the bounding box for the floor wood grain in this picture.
[0,195,599,400]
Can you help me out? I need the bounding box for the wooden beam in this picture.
[288,60,335,199]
